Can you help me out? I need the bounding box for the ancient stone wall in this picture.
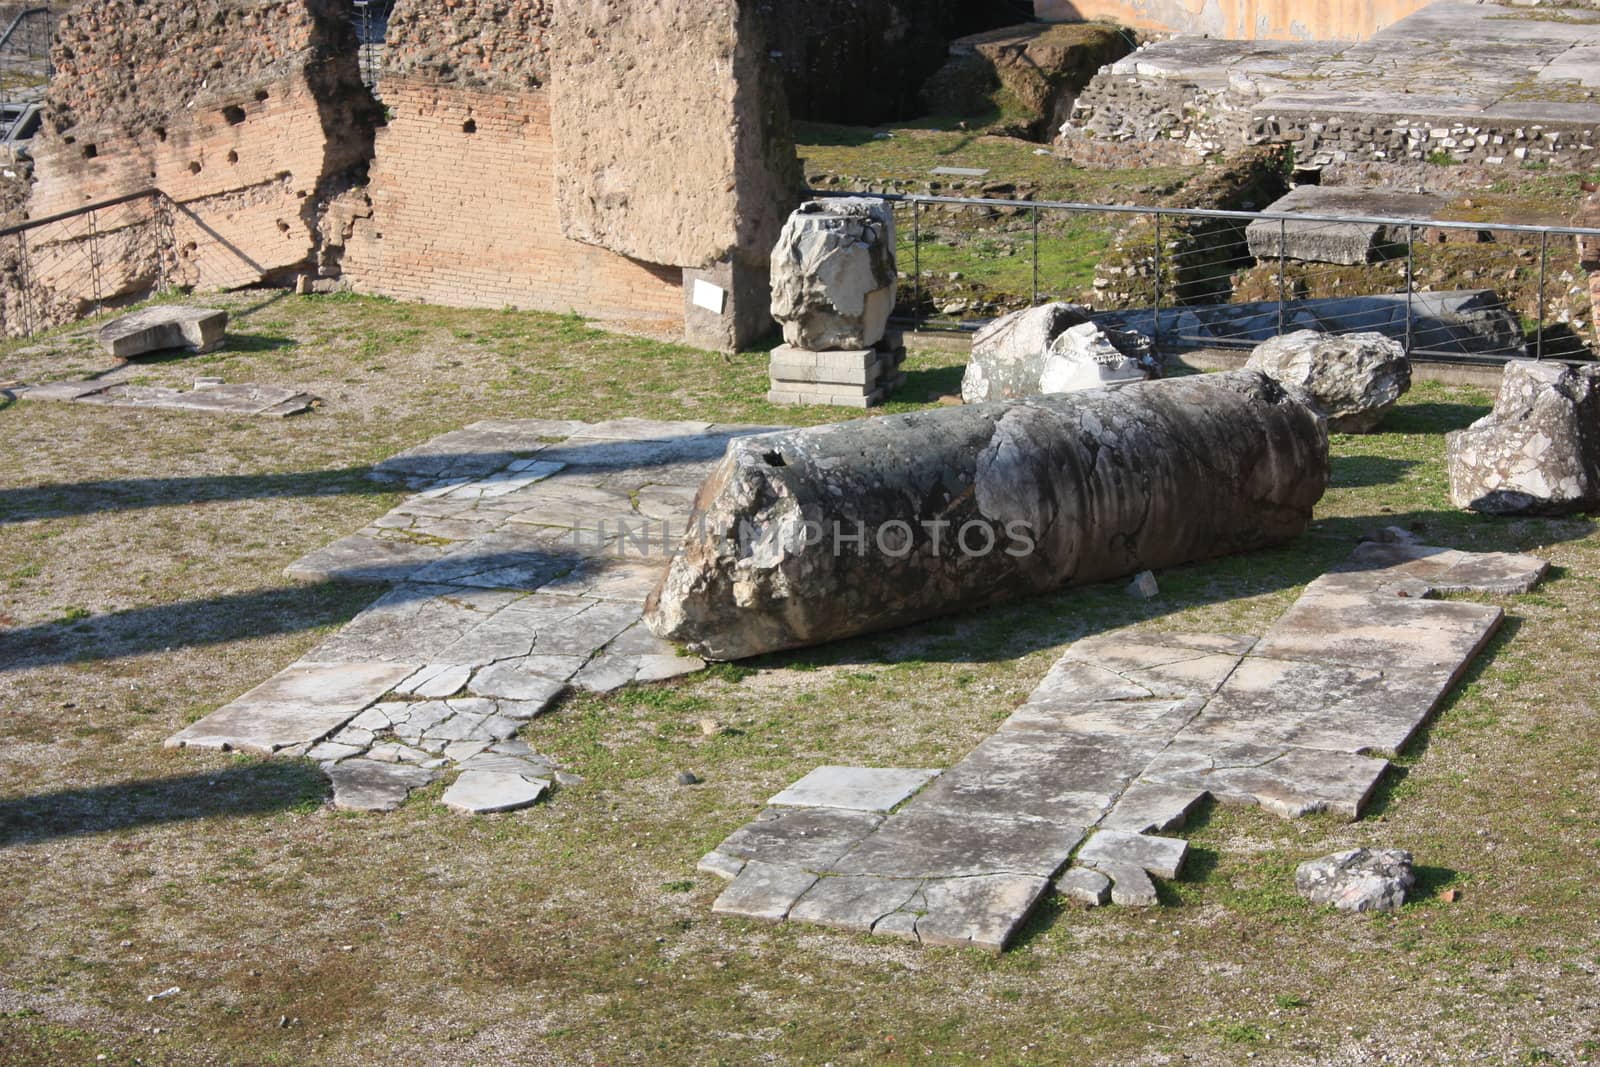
[1034,0,1431,41]
[23,0,378,325]
[547,0,801,349]
[341,80,684,324]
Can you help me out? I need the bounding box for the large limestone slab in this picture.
[98,305,228,358]
[440,770,550,815]
[647,371,1328,660]
[708,806,885,873]
[1246,186,1445,266]
[828,811,1083,880]
[711,861,818,923]
[165,662,417,754]
[547,0,798,271]
[1139,741,1389,819]
[768,766,941,813]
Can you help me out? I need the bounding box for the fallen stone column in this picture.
[646,370,1329,660]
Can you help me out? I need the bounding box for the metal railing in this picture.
[814,189,1600,365]
[1,188,170,339]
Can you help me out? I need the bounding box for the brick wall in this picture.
[22,0,376,326]
[342,79,683,326]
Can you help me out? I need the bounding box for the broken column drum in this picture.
[646,370,1330,660]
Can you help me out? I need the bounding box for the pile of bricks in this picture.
[767,332,907,409]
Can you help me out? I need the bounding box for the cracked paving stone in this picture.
[165,661,417,754]
[788,876,923,933]
[1139,741,1389,819]
[711,861,818,923]
[284,534,448,584]
[1057,867,1112,907]
[395,663,473,700]
[325,760,436,812]
[1098,781,1208,834]
[1075,829,1188,880]
[307,741,365,763]
[768,766,943,813]
[444,740,491,762]
[711,807,885,872]
[441,770,550,814]
[828,811,1084,880]
[468,663,565,707]
[697,850,748,881]
[458,752,555,779]
[914,875,1054,952]
[367,742,431,764]
[1091,862,1160,907]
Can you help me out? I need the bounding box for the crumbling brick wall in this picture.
[23,0,378,326]
[342,0,686,328]
[347,0,800,350]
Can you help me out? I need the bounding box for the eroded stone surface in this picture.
[962,302,1157,404]
[325,760,437,813]
[1296,848,1416,913]
[1448,360,1600,514]
[98,305,227,358]
[647,371,1329,660]
[441,770,550,815]
[1246,331,1412,434]
[703,541,1544,948]
[770,198,896,351]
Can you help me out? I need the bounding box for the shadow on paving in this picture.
[0,761,329,848]
[0,432,760,526]
[0,510,1588,674]
[0,548,594,672]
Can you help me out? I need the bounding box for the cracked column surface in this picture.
[645,370,1330,660]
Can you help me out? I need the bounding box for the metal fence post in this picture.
[1277,217,1287,339]
[1537,228,1548,361]
[1405,223,1415,357]
[1031,206,1040,307]
[1153,212,1163,352]
[912,197,922,333]
[87,207,103,317]
[16,230,31,337]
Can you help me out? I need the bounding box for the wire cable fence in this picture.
[1,188,266,341]
[817,189,1600,365]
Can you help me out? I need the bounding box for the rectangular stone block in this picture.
[768,358,882,387]
[766,388,883,409]
[768,344,877,372]
[768,378,875,398]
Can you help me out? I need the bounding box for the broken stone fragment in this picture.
[646,370,1328,660]
[961,302,1156,404]
[1245,330,1411,434]
[769,198,897,351]
[97,306,228,359]
[1294,848,1415,913]
[1447,360,1600,514]
[1038,321,1159,395]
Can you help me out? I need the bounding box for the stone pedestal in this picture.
[766,337,906,408]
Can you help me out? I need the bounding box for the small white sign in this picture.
[692,279,727,315]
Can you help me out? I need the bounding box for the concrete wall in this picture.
[1034,0,1433,40]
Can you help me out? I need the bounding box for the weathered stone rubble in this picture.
[770,198,897,352]
[645,371,1329,661]
[700,541,1545,949]
[1058,3,1600,170]
[1245,186,1447,267]
[97,306,229,359]
[1447,360,1600,515]
[1295,848,1416,913]
[962,302,1158,405]
[1246,331,1412,434]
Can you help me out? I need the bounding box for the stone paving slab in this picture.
[705,542,1547,950]
[19,378,317,417]
[168,418,780,814]
[768,766,941,813]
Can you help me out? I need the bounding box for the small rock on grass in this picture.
[677,771,701,786]
[1295,848,1415,913]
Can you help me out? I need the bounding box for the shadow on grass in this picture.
[1330,456,1420,488]
[1380,400,1490,434]
[0,761,328,848]
[889,363,967,403]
